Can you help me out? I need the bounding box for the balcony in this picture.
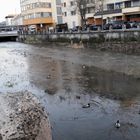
[23,17,54,25]
[95,9,122,16]
[94,9,122,18]
[86,3,95,8]
[122,6,140,14]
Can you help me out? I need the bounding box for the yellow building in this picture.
[20,0,56,30]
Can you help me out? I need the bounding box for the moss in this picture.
[82,39,89,43]
[71,38,80,43]
[49,37,70,43]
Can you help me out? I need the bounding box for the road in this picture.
[0,42,140,140]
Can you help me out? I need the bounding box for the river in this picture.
[0,42,140,140]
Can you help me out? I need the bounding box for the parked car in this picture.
[103,20,131,30]
[70,26,82,32]
[28,25,36,33]
[55,23,68,32]
[128,21,140,28]
[89,25,102,31]
[103,23,112,30]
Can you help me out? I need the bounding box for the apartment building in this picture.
[62,0,81,29]
[20,0,57,30]
[62,0,98,29]
[86,0,100,25]
[55,0,63,24]
[94,0,140,25]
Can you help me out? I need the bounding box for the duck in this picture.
[82,103,90,108]
[115,120,120,128]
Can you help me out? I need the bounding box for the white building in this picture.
[11,14,23,26]
[5,15,15,26]
[62,0,81,29]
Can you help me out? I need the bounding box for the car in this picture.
[128,21,140,28]
[103,23,113,30]
[70,26,82,32]
[89,25,102,31]
[103,21,131,30]
[55,23,68,32]
[28,25,36,33]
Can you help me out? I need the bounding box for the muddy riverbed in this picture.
[0,42,140,140]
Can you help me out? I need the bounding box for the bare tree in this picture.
[74,0,100,27]
[75,0,87,27]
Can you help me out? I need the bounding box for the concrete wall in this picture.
[18,30,140,54]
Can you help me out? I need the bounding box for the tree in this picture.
[74,0,101,26]
[75,0,87,27]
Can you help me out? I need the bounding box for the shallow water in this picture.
[0,42,140,140]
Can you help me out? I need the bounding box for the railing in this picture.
[18,27,140,36]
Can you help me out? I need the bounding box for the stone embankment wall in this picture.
[18,30,140,54]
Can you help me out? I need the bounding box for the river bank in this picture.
[0,91,52,140]
[18,30,140,55]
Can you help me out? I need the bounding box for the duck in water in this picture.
[115,120,120,128]
[82,103,90,108]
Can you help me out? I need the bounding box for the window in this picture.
[56,0,61,5]
[57,16,63,24]
[125,1,131,8]
[57,7,62,15]
[115,2,123,9]
[64,2,66,7]
[133,0,140,7]
[107,4,114,10]
[87,7,95,13]
[64,12,67,16]
[71,11,76,15]
[70,1,74,6]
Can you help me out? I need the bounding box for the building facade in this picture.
[11,14,23,26]
[61,0,98,29]
[86,0,99,25]
[20,0,58,30]
[62,0,81,29]
[94,0,140,25]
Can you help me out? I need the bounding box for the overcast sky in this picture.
[0,0,20,21]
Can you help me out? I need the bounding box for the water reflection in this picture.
[26,47,140,140]
[27,52,140,104]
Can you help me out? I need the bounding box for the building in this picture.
[5,15,16,26]
[20,0,56,30]
[94,0,140,25]
[86,0,99,25]
[11,14,23,26]
[55,0,63,24]
[62,0,81,29]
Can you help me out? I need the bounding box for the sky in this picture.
[0,0,20,22]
